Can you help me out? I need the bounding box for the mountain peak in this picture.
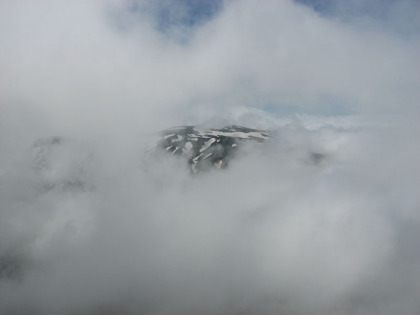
[157,125,271,172]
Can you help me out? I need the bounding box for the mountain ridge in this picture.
[157,125,272,172]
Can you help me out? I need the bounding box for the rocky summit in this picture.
[157,125,272,172]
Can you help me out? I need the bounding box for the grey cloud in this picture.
[0,0,419,314]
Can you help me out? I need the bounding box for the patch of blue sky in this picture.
[157,0,222,29]
[261,95,357,117]
[296,0,395,18]
[294,0,420,37]
[126,0,223,41]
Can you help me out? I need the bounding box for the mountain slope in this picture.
[157,125,272,172]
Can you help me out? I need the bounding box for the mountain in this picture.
[156,125,272,172]
[30,125,325,189]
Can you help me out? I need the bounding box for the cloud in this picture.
[0,0,419,314]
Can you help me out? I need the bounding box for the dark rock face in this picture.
[157,125,272,172]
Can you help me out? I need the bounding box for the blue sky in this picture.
[135,0,420,35]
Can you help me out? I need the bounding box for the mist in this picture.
[1,0,419,314]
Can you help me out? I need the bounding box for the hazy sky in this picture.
[0,1,419,314]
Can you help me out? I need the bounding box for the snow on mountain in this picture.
[155,125,272,173]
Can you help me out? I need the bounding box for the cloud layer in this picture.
[1,1,419,314]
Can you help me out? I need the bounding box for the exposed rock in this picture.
[157,125,272,172]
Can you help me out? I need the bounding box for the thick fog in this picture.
[1,1,419,314]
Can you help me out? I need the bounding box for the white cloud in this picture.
[0,0,419,314]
